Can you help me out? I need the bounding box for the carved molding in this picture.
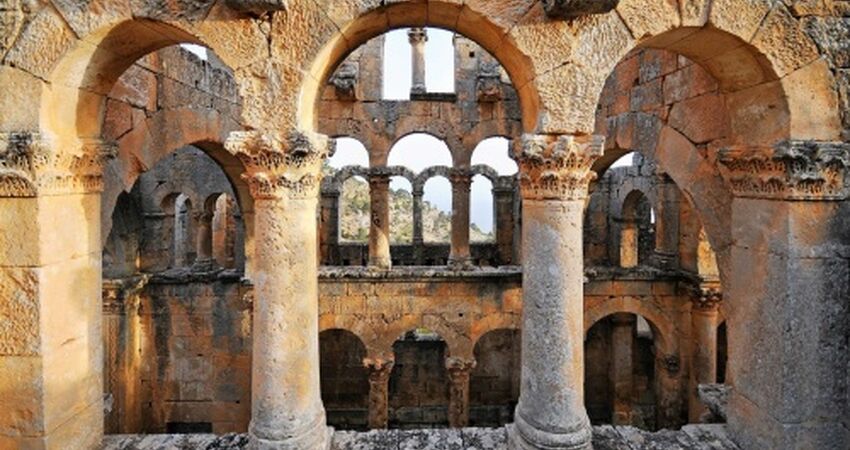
[514,134,604,201]
[225,130,334,200]
[102,276,149,315]
[717,140,850,201]
[0,132,116,197]
[542,0,620,19]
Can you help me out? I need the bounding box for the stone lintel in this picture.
[224,130,334,200]
[541,0,620,20]
[514,134,604,201]
[717,140,850,201]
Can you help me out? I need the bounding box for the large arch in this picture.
[300,1,541,133]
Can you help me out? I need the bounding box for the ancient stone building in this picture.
[0,1,848,450]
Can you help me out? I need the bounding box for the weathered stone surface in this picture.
[541,0,619,19]
[802,15,850,68]
[751,4,821,77]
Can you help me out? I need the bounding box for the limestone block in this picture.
[630,78,663,112]
[51,0,131,39]
[569,11,635,75]
[4,6,76,81]
[726,80,789,146]
[194,3,268,71]
[508,3,574,75]
[662,63,718,105]
[709,0,773,42]
[535,64,601,134]
[0,268,39,356]
[802,16,850,68]
[0,355,45,435]
[751,4,821,77]
[129,0,216,21]
[272,0,343,74]
[679,0,710,26]
[782,58,843,140]
[616,0,681,40]
[0,66,42,132]
[103,99,135,140]
[541,0,619,19]
[668,93,730,144]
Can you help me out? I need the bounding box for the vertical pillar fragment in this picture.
[688,286,722,422]
[412,187,424,264]
[408,28,428,95]
[446,357,476,428]
[717,142,850,449]
[319,190,340,265]
[610,313,636,425]
[508,134,603,450]
[493,177,515,265]
[193,210,214,269]
[653,174,680,268]
[364,358,394,429]
[449,169,472,268]
[368,172,392,269]
[225,130,333,450]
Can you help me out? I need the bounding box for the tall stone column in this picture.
[449,169,472,267]
[193,210,215,270]
[688,286,722,422]
[493,177,516,265]
[412,186,424,264]
[0,134,115,449]
[610,313,636,425]
[653,174,680,268]
[319,189,340,265]
[369,171,392,269]
[225,130,333,450]
[364,358,394,429]
[718,141,850,449]
[446,357,476,428]
[408,27,427,95]
[508,134,603,450]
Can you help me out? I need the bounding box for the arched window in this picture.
[390,176,414,245]
[470,175,494,243]
[339,176,370,243]
[471,137,517,175]
[620,191,655,268]
[422,176,452,244]
[328,137,369,169]
[387,134,453,171]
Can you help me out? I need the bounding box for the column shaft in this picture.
[368,174,392,269]
[493,183,515,265]
[408,28,428,95]
[365,359,394,429]
[412,189,424,264]
[319,192,339,265]
[688,291,720,422]
[449,171,472,267]
[446,357,476,428]
[610,313,636,425]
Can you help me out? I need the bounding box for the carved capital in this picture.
[445,356,477,381]
[542,0,620,19]
[449,169,472,192]
[718,140,850,201]
[364,357,395,383]
[0,133,116,197]
[102,276,148,315]
[691,286,723,312]
[514,134,604,201]
[225,130,334,200]
[407,27,428,45]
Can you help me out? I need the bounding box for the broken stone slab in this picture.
[698,383,730,423]
[542,0,620,19]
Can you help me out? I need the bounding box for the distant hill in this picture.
[335,174,493,243]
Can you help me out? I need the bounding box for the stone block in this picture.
[668,93,730,144]
[662,64,718,105]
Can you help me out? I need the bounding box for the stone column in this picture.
[446,357,476,428]
[655,352,685,429]
[619,218,638,268]
[319,189,339,265]
[610,313,636,425]
[408,27,428,95]
[449,169,472,267]
[508,134,603,450]
[193,210,215,270]
[412,186,424,264]
[718,142,850,449]
[493,177,515,265]
[653,174,680,268]
[368,171,392,269]
[225,130,333,450]
[688,286,722,422]
[364,358,394,429]
[0,134,115,449]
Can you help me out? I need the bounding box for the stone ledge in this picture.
[102,425,739,450]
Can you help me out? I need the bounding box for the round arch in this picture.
[584,301,676,356]
[300,2,540,133]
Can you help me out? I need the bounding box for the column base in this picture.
[448,256,474,270]
[507,412,592,450]
[249,426,333,450]
[367,257,392,270]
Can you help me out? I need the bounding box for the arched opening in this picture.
[387,133,453,171]
[469,329,521,427]
[470,137,517,176]
[422,176,452,246]
[469,175,494,243]
[585,313,660,431]
[389,329,449,429]
[328,137,370,169]
[620,190,655,268]
[320,329,370,431]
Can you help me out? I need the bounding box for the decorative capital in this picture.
[0,132,116,197]
[449,169,472,190]
[225,130,334,200]
[542,0,620,19]
[102,276,148,315]
[513,134,604,201]
[408,27,428,45]
[717,140,850,201]
[445,356,477,379]
[691,286,723,312]
[363,357,395,383]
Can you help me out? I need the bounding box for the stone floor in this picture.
[102,424,739,449]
